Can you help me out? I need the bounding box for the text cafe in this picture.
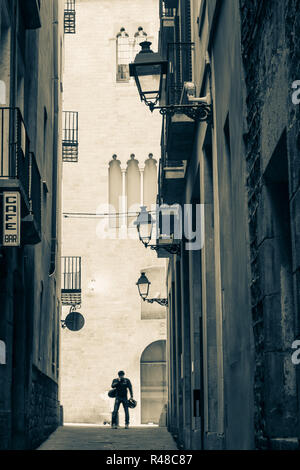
[2,192,21,247]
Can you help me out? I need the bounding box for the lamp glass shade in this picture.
[134,206,153,245]
[130,41,168,106]
[136,272,151,299]
[135,65,162,104]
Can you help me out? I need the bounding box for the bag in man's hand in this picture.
[108,389,116,398]
[127,398,137,408]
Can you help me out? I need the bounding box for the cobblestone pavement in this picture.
[37,425,178,450]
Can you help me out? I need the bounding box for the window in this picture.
[116,27,148,82]
[61,256,82,306]
[116,28,130,82]
[134,26,147,54]
[64,0,76,34]
[62,111,78,162]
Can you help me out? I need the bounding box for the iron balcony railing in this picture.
[64,0,76,34]
[62,111,78,162]
[61,256,81,306]
[159,0,178,17]
[0,107,30,209]
[166,42,194,106]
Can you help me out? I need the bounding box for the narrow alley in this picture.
[0,0,300,453]
[37,426,178,451]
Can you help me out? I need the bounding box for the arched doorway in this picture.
[140,340,167,425]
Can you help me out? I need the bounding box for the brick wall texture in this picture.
[27,366,60,449]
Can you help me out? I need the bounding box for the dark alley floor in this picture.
[37,425,178,450]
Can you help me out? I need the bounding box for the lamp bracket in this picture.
[61,304,81,329]
[140,235,181,255]
[144,297,168,307]
[148,102,212,122]
[149,243,181,255]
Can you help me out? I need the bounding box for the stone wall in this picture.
[240,0,300,449]
[27,366,60,449]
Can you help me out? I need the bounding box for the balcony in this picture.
[20,0,41,30]
[158,135,187,206]
[64,0,76,34]
[22,152,41,245]
[61,256,81,306]
[160,0,177,18]
[165,42,196,161]
[0,107,42,245]
[62,111,78,162]
[159,0,177,61]
[0,107,30,214]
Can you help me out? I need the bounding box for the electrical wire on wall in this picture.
[63,210,156,219]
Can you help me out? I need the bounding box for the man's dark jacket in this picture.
[111,378,133,399]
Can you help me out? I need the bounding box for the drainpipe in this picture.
[49,0,60,277]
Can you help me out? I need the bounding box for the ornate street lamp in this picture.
[134,205,154,247]
[136,271,151,299]
[129,41,212,122]
[136,272,168,307]
[129,41,168,108]
[134,206,180,255]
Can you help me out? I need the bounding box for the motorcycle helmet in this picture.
[108,389,116,398]
[127,398,137,408]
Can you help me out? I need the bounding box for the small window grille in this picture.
[62,111,78,162]
[61,256,81,306]
[64,0,76,34]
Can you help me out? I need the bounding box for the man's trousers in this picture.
[112,397,129,425]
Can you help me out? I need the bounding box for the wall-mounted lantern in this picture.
[136,272,168,307]
[134,206,180,255]
[134,206,154,247]
[129,41,212,121]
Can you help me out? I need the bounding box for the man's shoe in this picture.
[113,425,118,429]
[125,424,129,429]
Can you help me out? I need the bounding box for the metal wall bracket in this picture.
[149,102,212,122]
[143,297,168,307]
[149,243,181,255]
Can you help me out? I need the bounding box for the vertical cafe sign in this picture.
[2,192,21,246]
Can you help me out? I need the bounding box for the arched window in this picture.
[116,28,130,82]
[140,340,167,424]
[134,26,147,54]
[109,154,122,228]
[126,154,140,227]
[143,153,157,211]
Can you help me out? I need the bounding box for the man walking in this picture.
[111,370,133,429]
